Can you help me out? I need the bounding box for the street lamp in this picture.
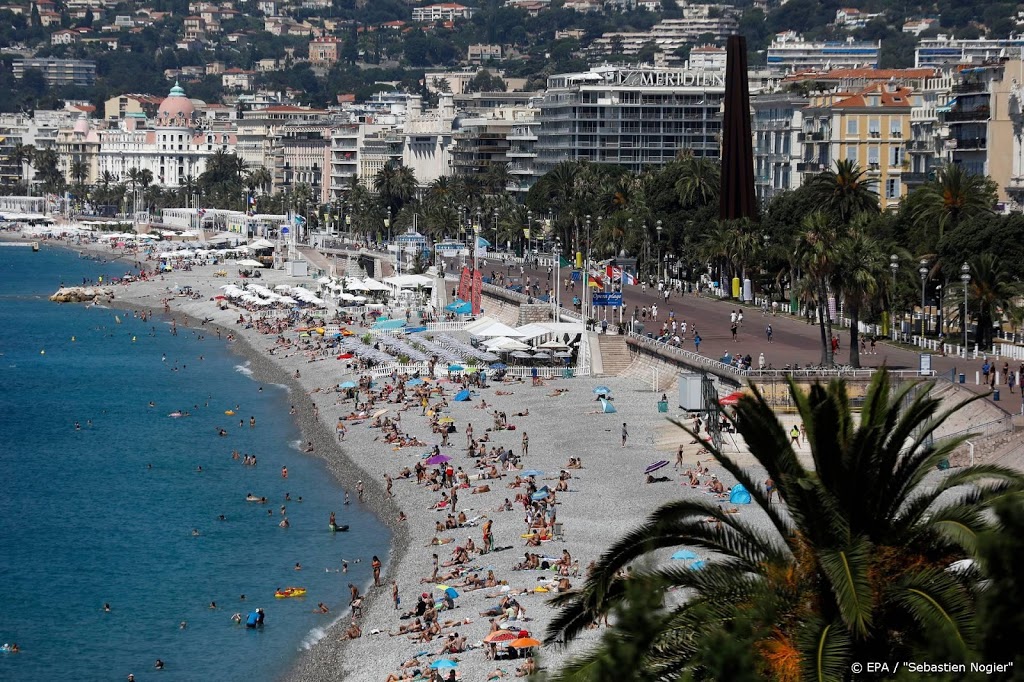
[919,259,929,337]
[935,284,943,338]
[656,219,663,281]
[890,254,899,339]
[960,261,971,357]
[526,209,532,257]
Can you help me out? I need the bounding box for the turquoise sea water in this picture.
[0,245,390,681]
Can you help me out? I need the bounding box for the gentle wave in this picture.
[298,614,342,651]
[235,363,254,376]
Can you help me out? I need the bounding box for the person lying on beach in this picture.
[390,618,424,637]
[427,536,454,546]
[471,484,491,494]
[515,658,536,677]
[547,388,569,397]
[646,474,671,484]
[383,668,418,682]
[495,390,514,396]
[410,620,442,642]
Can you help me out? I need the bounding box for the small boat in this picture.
[275,587,307,599]
[329,523,349,533]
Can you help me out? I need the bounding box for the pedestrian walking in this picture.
[730,322,738,342]
[693,332,702,353]
[789,425,800,447]
[674,444,684,469]
[758,352,766,370]
[621,422,628,447]
[765,323,773,343]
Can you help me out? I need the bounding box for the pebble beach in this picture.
[37,236,779,681]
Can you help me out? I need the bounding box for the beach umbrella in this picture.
[645,461,669,475]
[371,409,388,418]
[430,659,458,670]
[489,363,507,370]
[454,389,471,402]
[522,470,544,477]
[719,390,745,406]
[406,378,424,386]
[426,454,450,465]
[509,637,541,649]
[448,364,464,371]
[338,381,357,389]
[530,486,550,501]
[532,352,551,360]
[592,385,611,395]
[671,550,698,561]
[600,398,617,414]
[438,417,454,424]
[484,630,516,643]
[443,586,459,599]
[690,560,707,570]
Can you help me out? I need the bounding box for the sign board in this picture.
[281,227,290,235]
[919,353,932,376]
[591,292,623,307]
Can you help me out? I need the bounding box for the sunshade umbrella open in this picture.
[593,385,611,395]
[521,470,544,477]
[426,454,450,465]
[430,659,458,669]
[509,637,541,649]
[338,381,357,389]
[484,630,516,643]
[671,549,698,561]
[645,461,669,475]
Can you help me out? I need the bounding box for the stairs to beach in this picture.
[596,333,633,376]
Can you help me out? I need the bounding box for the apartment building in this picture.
[411,3,476,22]
[915,35,1024,68]
[751,92,807,202]
[13,58,97,87]
[766,36,880,73]
[535,65,725,175]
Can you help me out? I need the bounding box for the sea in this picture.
[0,244,391,681]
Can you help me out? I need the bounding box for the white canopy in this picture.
[483,336,531,351]
[248,238,275,249]
[343,278,368,291]
[472,321,526,338]
[360,277,390,291]
[515,322,584,342]
[235,259,264,267]
[383,274,434,289]
[464,316,499,335]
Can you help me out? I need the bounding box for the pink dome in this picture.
[157,82,196,125]
[73,113,89,134]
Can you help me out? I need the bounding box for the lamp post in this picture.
[935,284,943,339]
[890,254,899,339]
[656,219,663,282]
[584,214,592,321]
[960,261,971,357]
[492,207,498,250]
[526,209,532,259]
[919,259,929,337]
[553,236,562,321]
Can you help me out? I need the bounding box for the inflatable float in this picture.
[275,587,307,599]
[329,523,349,533]
[225,410,235,415]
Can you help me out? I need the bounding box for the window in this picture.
[846,118,859,136]
[869,118,880,137]
[846,145,857,162]
[885,178,900,199]
[890,118,903,137]
[867,147,879,166]
[890,146,902,167]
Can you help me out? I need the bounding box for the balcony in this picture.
[797,161,821,172]
[906,140,931,151]
[810,131,825,141]
[902,172,930,183]
[952,81,987,95]
[953,137,987,150]
[943,108,990,122]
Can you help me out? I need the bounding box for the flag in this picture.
[523,228,531,239]
[621,270,636,286]
[587,274,604,288]
[558,255,571,268]
[605,265,622,280]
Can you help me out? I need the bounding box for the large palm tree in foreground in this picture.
[544,371,1023,681]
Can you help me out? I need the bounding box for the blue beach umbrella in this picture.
[431,659,458,670]
[338,381,357,389]
[454,389,471,401]
[406,378,424,386]
[671,550,698,561]
[444,586,459,599]
[690,560,707,570]
[448,364,464,371]
[592,385,611,395]
[489,362,507,370]
[522,470,544,477]
[530,486,550,501]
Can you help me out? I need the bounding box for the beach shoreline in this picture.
[33,236,405,678]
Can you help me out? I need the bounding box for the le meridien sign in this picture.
[609,70,726,88]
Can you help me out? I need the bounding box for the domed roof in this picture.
[157,82,196,125]
[73,112,89,135]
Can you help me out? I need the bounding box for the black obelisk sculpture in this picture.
[720,35,757,221]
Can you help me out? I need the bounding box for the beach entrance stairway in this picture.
[596,333,633,376]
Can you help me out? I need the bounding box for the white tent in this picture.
[360,277,390,291]
[483,336,531,351]
[515,322,584,342]
[464,316,499,335]
[235,259,265,267]
[383,274,434,289]
[472,321,526,338]
[249,238,275,249]
[344,278,368,291]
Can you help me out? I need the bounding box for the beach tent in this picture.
[530,486,550,501]
[729,484,751,505]
[483,336,530,351]
[464,316,499,335]
[599,398,617,414]
[248,238,275,249]
[454,389,471,402]
[472,321,526,338]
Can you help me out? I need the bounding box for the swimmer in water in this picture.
[209,601,217,609]
[148,401,155,408]
[295,562,302,570]
[192,529,200,536]
[104,603,111,612]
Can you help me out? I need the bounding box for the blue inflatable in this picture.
[729,484,751,505]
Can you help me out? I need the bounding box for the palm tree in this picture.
[545,371,1024,680]
[806,159,879,226]
[125,167,143,194]
[245,166,272,195]
[832,228,887,368]
[910,163,995,243]
[70,160,88,192]
[674,154,720,208]
[12,143,35,183]
[795,211,840,365]
[374,164,417,217]
[968,253,1022,350]
[484,162,514,195]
